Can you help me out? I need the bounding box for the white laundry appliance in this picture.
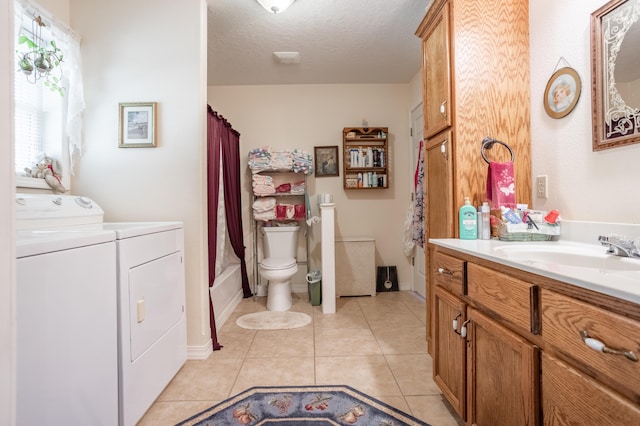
[16,194,118,426]
[16,193,187,426]
[105,220,187,426]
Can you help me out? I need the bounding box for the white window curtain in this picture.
[14,0,85,175]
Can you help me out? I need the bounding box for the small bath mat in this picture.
[236,311,311,330]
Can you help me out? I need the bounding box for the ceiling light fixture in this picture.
[256,0,295,14]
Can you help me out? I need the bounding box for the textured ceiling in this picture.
[207,0,430,86]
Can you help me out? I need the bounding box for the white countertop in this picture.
[429,238,640,305]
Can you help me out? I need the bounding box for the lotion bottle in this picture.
[459,196,477,240]
[481,202,491,239]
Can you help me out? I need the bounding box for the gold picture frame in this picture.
[118,102,157,147]
[314,146,339,177]
[544,67,581,119]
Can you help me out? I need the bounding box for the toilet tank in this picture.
[262,225,299,259]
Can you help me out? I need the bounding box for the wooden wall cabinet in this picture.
[416,0,531,233]
[342,127,389,190]
[431,246,640,426]
[416,0,532,355]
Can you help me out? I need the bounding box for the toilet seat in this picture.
[260,257,296,270]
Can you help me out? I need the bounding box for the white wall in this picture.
[69,0,212,351]
[208,84,416,288]
[1,0,16,422]
[530,0,640,224]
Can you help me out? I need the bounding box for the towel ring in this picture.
[481,137,514,164]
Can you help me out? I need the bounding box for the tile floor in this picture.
[139,291,462,426]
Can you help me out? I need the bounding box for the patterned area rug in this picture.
[235,311,311,330]
[176,385,430,425]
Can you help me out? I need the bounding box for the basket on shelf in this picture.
[497,221,560,242]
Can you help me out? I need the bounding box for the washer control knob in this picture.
[75,196,93,208]
[53,197,62,205]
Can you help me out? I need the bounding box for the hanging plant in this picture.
[15,15,65,96]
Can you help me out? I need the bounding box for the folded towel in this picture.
[486,161,516,209]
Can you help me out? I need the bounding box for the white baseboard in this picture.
[187,340,212,360]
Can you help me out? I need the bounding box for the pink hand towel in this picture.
[486,161,516,209]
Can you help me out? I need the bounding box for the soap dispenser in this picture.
[459,196,477,240]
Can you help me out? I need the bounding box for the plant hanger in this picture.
[16,12,65,95]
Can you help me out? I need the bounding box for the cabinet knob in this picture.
[460,320,470,338]
[437,266,453,276]
[440,140,448,159]
[580,330,638,362]
[439,100,447,116]
[453,313,461,332]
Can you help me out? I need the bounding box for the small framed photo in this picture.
[314,146,339,177]
[544,67,581,119]
[119,102,157,147]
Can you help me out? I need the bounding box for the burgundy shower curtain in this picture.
[207,105,251,351]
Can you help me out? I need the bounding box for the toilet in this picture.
[259,224,299,311]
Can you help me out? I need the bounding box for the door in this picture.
[423,1,451,139]
[411,103,426,299]
[426,129,454,239]
[467,307,539,426]
[433,286,467,420]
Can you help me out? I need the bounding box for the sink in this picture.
[492,244,640,271]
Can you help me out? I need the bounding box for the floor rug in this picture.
[235,311,311,330]
[175,385,430,425]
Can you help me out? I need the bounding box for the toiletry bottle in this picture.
[477,205,483,239]
[481,202,491,239]
[459,196,477,240]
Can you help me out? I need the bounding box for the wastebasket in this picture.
[306,270,322,306]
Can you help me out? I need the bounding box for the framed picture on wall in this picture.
[119,102,157,147]
[314,146,339,177]
[544,67,581,119]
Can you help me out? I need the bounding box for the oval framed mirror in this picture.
[591,0,640,151]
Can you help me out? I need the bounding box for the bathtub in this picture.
[209,263,244,330]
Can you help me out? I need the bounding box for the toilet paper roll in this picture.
[318,194,332,204]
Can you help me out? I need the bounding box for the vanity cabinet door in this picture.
[466,307,539,426]
[433,286,467,420]
[542,353,640,425]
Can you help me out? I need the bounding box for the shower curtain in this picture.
[207,105,251,350]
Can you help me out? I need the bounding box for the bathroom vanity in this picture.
[428,238,640,425]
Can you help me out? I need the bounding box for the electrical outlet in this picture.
[536,175,548,198]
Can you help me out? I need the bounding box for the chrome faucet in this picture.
[598,235,640,258]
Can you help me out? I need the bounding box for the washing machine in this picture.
[16,194,119,425]
[16,194,187,426]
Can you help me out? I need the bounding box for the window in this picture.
[13,0,84,191]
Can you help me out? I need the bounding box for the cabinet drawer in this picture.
[467,263,535,334]
[432,252,465,295]
[541,289,640,403]
[542,353,640,424]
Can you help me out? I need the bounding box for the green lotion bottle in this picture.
[459,196,477,240]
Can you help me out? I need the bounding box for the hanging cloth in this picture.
[482,137,516,209]
[411,140,425,248]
